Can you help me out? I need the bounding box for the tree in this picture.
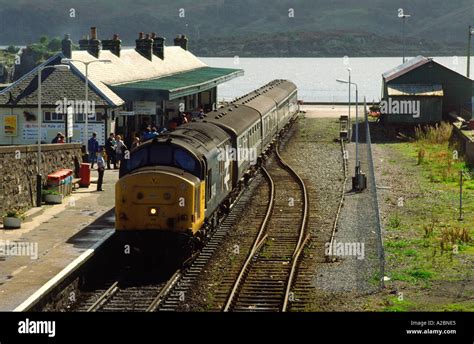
[6,45,19,54]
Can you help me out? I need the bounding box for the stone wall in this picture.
[0,144,82,215]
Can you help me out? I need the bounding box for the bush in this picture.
[6,45,19,54]
[415,122,453,144]
[3,209,25,219]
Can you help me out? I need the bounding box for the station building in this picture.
[0,27,243,145]
[381,56,473,124]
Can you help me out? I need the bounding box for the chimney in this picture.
[78,27,101,58]
[151,32,165,60]
[102,33,122,57]
[135,32,153,60]
[61,34,72,59]
[174,34,188,51]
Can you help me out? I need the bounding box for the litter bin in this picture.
[79,163,91,187]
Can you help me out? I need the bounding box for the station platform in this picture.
[0,168,119,311]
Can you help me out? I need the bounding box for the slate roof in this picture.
[0,55,110,107]
[0,45,242,108]
[68,47,208,106]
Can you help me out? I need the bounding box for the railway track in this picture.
[70,268,180,312]
[66,121,304,313]
[223,142,309,312]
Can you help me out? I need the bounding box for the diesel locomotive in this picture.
[115,80,298,251]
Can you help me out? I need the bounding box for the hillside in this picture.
[0,0,472,56]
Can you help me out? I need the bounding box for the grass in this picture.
[442,303,470,312]
[383,296,415,312]
[380,123,473,311]
[387,213,401,229]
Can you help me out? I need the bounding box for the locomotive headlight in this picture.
[149,207,158,216]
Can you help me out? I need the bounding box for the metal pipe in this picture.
[355,84,359,172]
[459,170,463,221]
[85,63,89,154]
[467,25,472,78]
[402,16,405,63]
[348,68,351,139]
[37,68,42,207]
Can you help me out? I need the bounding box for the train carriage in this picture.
[204,105,262,187]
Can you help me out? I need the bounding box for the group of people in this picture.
[86,132,126,191]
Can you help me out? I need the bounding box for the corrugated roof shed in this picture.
[382,56,432,82]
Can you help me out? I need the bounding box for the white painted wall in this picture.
[0,108,109,145]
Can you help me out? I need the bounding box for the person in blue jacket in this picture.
[87,132,99,169]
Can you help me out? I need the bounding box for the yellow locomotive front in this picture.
[115,166,205,236]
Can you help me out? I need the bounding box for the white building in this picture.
[0,27,243,146]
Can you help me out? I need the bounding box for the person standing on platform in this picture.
[88,132,99,169]
[96,149,105,191]
[105,133,116,169]
[115,135,127,169]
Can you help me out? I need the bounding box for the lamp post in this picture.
[347,67,352,139]
[467,25,474,78]
[61,58,111,155]
[337,78,365,191]
[399,12,411,63]
[337,78,359,165]
[37,64,71,207]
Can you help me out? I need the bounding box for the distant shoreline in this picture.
[0,47,469,59]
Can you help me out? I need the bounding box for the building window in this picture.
[44,111,64,122]
[75,112,101,122]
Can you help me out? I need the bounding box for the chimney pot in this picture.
[91,27,97,40]
[136,32,153,60]
[174,34,188,51]
[152,34,166,60]
[61,34,72,59]
[103,34,121,57]
[79,27,101,58]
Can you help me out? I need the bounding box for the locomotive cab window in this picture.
[149,145,173,165]
[174,148,197,172]
[128,149,148,171]
[123,144,201,178]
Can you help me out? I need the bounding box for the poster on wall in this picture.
[133,101,156,115]
[4,115,17,136]
[21,123,105,145]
